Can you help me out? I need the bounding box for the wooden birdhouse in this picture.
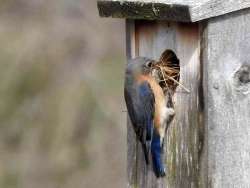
[97,1,250,187]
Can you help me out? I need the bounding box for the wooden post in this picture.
[98,1,250,187]
[126,20,203,188]
[203,9,250,187]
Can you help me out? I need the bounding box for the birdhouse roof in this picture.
[97,0,250,22]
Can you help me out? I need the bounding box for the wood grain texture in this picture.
[98,1,190,22]
[126,20,137,188]
[98,0,250,22]
[203,9,250,187]
[126,20,203,188]
[191,0,250,22]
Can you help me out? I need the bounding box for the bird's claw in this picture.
[156,167,166,178]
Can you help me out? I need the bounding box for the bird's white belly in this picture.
[158,104,175,142]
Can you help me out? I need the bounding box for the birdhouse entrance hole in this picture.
[151,49,180,95]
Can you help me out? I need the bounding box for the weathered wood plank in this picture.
[127,20,203,188]
[135,21,162,188]
[170,22,202,188]
[126,19,138,188]
[203,9,250,187]
[98,1,190,22]
[199,21,208,188]
[191,0,250,22]
[97,0,250,22]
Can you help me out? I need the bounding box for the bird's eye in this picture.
[146,61,153,68]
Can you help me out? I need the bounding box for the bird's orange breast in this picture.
[137,75,166,131]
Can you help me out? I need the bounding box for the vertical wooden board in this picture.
[135,21,174,188]
[126,19,137,188]
[135,21,158,188]
[199,22,208,188]
[204,9,250,188]
[126,20,202,188]
[172,23,201,188]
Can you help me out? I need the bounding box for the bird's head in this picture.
[126,57,155,77]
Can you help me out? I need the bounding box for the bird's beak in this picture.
[151,60,157,66]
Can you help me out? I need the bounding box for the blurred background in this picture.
[0,0,126,188]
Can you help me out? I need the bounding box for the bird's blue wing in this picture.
[137,82,155,140]
[124,81,155,164]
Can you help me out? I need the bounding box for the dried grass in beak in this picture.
[151,49,190,94]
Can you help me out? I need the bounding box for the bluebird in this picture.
[124,57,175,178]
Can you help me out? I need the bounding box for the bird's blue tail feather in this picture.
[151,130,166,177]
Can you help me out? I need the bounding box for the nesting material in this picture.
[151,49,190,94]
